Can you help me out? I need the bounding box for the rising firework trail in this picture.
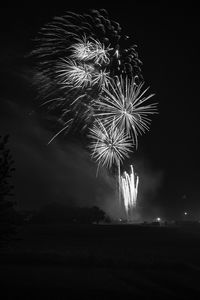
[120,165,139,221]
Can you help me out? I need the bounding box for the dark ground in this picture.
[1,223,200,299]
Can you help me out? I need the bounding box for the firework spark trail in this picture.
[120,165,139,220]
[93,76,157,148]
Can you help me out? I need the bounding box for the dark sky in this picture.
[0,3,199,221]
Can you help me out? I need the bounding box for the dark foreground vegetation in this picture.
[1,222,200,299]
[0,134,19,242]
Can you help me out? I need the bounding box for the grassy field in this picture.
[1,223,200,299]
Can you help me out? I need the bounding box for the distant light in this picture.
[156,217,161,222]
[184,212,188,216]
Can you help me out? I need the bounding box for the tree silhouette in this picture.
[89,206,106,224]
[0,134,16,240]
[30,202,109,224]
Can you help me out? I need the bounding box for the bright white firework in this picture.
[92,69,111,87]
[31,9,144,141]
[88,120,133,169]
[56,59,94,87]
[55,58,110,89]
[70,37,95,61]
[120,165,139,219]
[70,36,111,65]
[94,76,157,148]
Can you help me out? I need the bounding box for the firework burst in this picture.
[70,36,111,65]
[30,9,143,139]
[31,9,142,84]
[88,120,133,170]
[93,76,157,148]
[55,58,110,89]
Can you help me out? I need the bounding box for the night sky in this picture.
[0,3,199,221]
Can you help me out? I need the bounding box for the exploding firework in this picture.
[55,58,110,89]
[32,10,142,83]
[31,9,158,223]
[31,9,143,137]
[88,120,133,170]
[93,76,157,148]
[120,165,139,220]
[70,36,111,65]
